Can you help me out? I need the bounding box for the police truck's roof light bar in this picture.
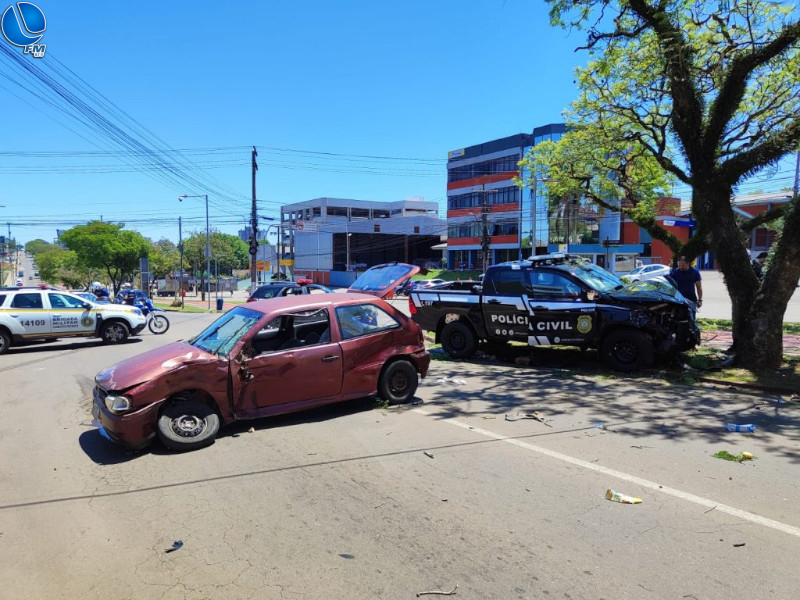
[527,253,569,265]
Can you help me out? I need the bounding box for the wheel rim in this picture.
[449,331,466,351]
[0,335,7,352]
[170,414,206,438]
[613,340,639,364]
[105,323,125,341]
[389,370,410,395]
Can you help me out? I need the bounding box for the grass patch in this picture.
[697,318,800,336]
[678,346,800,391]
[153,302,209,313]
[412,269,483,282]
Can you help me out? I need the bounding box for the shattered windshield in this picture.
[567,263,623,293]
[188,306,264,358]
[624,279,680,298]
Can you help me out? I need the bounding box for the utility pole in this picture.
[178,217,184,308]
[481,185,491,274]
[249,146,259,291]
[793,148,799,198]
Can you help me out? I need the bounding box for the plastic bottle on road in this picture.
[725,423,756,433]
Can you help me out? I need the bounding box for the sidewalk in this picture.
[701,329,800,355]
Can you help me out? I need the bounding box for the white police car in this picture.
[0,287,147,354]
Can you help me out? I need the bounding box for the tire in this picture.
[0,329,10,355]
[100,320,130,345]
[441,321,477,359]
[148,314,170,334]
[378,360,419,404]
[157,399,220,451]
[600,329,654,372]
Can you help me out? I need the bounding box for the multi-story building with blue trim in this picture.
[445,124,567,270]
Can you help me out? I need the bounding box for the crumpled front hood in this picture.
[95,341,216,391]
[608,280,690,305]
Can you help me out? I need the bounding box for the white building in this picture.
[275,197,446,286]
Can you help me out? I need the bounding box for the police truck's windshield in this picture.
[568,263,624,293]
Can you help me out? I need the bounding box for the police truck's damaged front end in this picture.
[605,280,701,353]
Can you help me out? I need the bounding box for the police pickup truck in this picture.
[409,254,700,371]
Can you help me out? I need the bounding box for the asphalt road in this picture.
[0,311,798,599]
[698,270,800,322]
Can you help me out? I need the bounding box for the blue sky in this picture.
[0,1,796,246]
[0,0,588,245]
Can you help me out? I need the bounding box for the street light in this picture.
[178,194,211,311]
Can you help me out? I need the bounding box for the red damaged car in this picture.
[92,264,429,451]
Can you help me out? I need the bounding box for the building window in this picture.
[374,224,380,233]
[447,155,521,183]
[414,226,420,234]
[327,206,349,217]
[448,186,519,210]
[351,208,369,219]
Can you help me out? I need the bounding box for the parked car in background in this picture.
[397,279,446,296]
[76,292,99,303]
[77,291,111,305]
[247,282,332,302]
[92,263,428,451]
[414,278,445,290]
[620,264,671,283]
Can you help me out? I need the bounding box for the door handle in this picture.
[533,306,549,311]
[321,355,340,362]
[487,299,501,305]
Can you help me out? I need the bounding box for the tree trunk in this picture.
[692,185,768,365]
[696,185,800,371]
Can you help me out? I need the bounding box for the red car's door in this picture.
[232,308,343,417]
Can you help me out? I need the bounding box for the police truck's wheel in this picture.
[600,329,654,372]
[157,399,220,451]
[100,321,129,344]
[441,321,477,359]
[0,329,10,355]
[378,360,418,404]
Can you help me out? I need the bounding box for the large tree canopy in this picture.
[537,0,800,370]
[59,221,150,294]
[182,231,249,279]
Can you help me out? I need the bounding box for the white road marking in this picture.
[413,409,800,539]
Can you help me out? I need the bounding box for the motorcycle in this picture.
[132,296,170,334]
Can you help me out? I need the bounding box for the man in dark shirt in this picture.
[669,255,703,307]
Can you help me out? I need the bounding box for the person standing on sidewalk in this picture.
[670,255,703,307]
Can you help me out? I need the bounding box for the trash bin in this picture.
[216,298,224,311]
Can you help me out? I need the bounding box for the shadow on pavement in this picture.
[420,350,800,464]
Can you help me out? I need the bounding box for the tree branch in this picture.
[705,18,800,153]
[719,120,800,184]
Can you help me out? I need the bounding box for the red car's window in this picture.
[335,303,400,340]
